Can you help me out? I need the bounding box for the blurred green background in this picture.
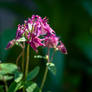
[0,0,92,92]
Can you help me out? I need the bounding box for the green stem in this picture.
[23,44,29,92]
[22,42,25,75]
[3,78,8,92]
[25,44,30,79]
[22,43,25,92]
[16,51,23,66]
[40,66,48,91]
[51,50,55,62]
[40,48,50,91]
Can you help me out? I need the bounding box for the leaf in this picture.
[8,82,17,92]
[0,63,18,75]
[14,71,23,83]
[8,81,24,92]
[27,66,40,81]
[14,81,24,91]
[46,62,56,75]
[24,81,39,92]
[16,37,26,42]
[0,75,13,81]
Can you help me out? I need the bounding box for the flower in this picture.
[44,35,59,48]
[24,15,55,37]
[16,24,25,39]
[6,15,67,54]
[57,41,67,54]
[27,34,44,52]
[6,39,15,49]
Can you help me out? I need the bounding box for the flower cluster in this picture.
[6,15,67,54]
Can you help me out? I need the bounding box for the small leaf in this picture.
[0,63,18,75]
[16,37,26,42]
[15,42,18,45]
[27,66,40,81]
[8,81,24,92]
[14,81,24,91]
[24,81,39,92]
[14,71,23,83]
[0,75,13,81]
[46,63,56,75]
[34,55,43,59]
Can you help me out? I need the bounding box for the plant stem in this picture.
[16,51,23,66]
[22,42,25,74]
[51,50,55,62]
[47,48,50,62]
[40,48,50,91]
[25,44,30,79]
[22,43,25,92]
[40,66,48,91]
[23,44,29,92]
[3,79,8,92]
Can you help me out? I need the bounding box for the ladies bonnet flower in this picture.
[27,34,44,52]
[6,15,67,54]
[44,35,59,48]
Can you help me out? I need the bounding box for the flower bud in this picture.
[45,55,49,60]
[57,42,67,54]
[6,40,15,49]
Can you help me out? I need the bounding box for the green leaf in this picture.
[0,63,17,81]
[0,63,18,75]
[14,81,24,91]
[24,81,39,92]
[0,75,13,81]
[16,37,26,42]
[46,63,56,75]
[8,81,24,92]
[27,66,40,81]
[8,82,17,92]
[14,71,23,83]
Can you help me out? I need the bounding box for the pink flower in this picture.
[6,15,67,54]
[40,17,55,36]
[16,24,25,39]
[6,40,15,49]
[25,15,55,37]
[27,34,44,52]
[57,41,67,54]
[44,36,59,48]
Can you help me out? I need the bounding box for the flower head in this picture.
[6,15,67,54]
[44,36,59,48]
[16,24,25,39]
[27,34,44,52]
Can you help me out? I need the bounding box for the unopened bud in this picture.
[34,55,43,59]
[6,39,15,49]
[45,55,49,60]
[54,47,58,51]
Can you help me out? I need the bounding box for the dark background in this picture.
[0,0,92,92]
